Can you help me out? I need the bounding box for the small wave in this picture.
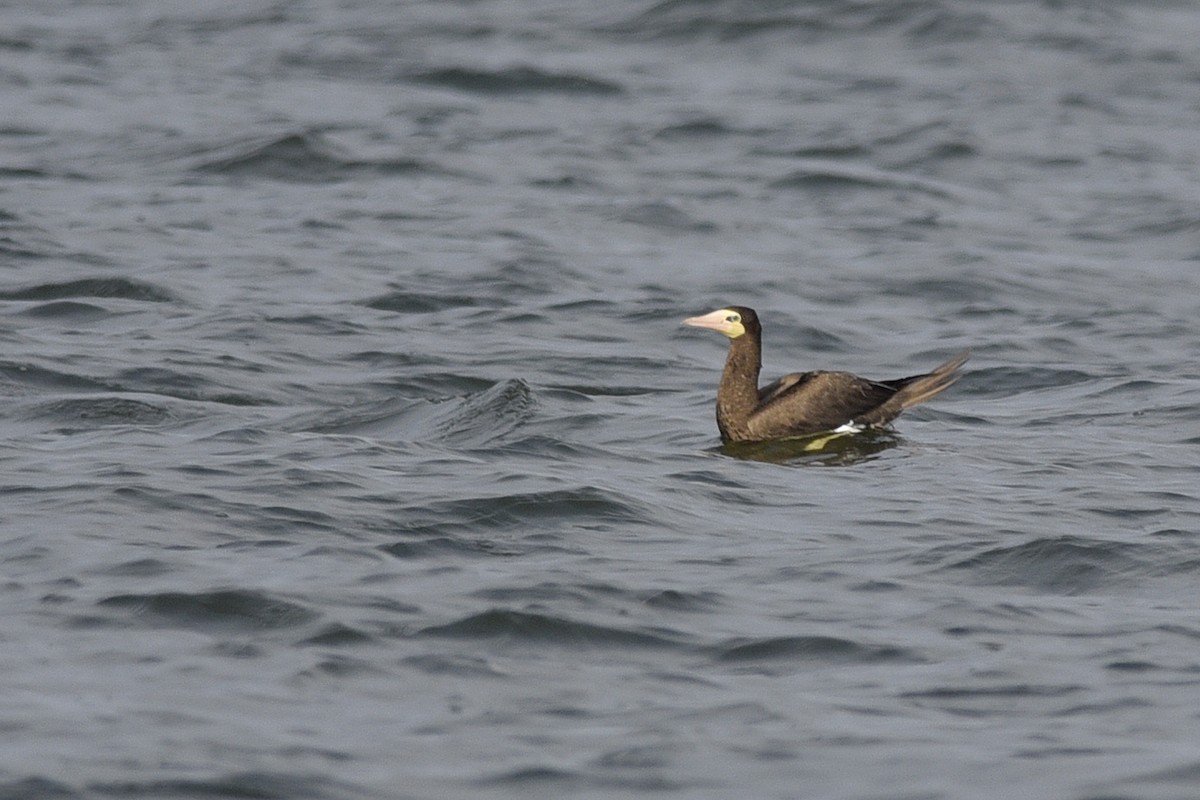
[308,655,384,679]
[475,766,582,790]
[15,300,111,320]
[429,378,536,446]
[471,581,618,606]
[419,608,684,649]
[939,535,1151,594]
[0,166,52,180]
[31,396,173,427]
[410,65,623,95]
[902,681,1084,700]
[380,536,521,560]
[905,7,1004,42]
[653,116,740,140]
[402,653,506,678]
[0,361,110,393]
[964,365,1094,396]
[95,589,320,632]
[528,172,603,190]
[769,160,980,201]
[88,772,363,800]
[605,2,826,41]
[605,1,1001,43]
[1,360,267,408]
[710,634,920,669]
[191,131,435,183]
[404,485,652,532]
[901,683,1084,708]
[0,778,79,800]
[1107,759,1200,795]
[359,289,483,313]
[475,763,691,794]
[613,201,718,233]
[297,622,377,647]
[112,366,271,407]
[298,379,535,446]
[642,588,724,612]
[88,558,175,578]
[0,236,55,261]
[876,274,1001,303]
[382,487,643,559]
[483,434,611,460]
[0,276,177,303]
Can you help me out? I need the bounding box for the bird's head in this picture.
[682,306,759,339]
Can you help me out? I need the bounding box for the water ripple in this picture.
[938,535,1160,594]
[190,131,441,183]
[410,66,624,96]
[0,277,178,303]
[419,608,686,650]
[710,635,922,669]
[89,772,368,800]
[29,397,174,427]
[94,590,320,632]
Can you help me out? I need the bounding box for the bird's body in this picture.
[684,306,968,444]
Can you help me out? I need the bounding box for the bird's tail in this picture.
[893,350,971,410]
[859,350,970,427]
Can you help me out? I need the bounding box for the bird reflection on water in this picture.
[716,428,903,466]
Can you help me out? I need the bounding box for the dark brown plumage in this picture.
[684,305,968,444]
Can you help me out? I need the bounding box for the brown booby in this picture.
[684,306,968,443]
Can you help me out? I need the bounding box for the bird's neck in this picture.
[716,334,761,441]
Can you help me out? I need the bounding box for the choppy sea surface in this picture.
[3,2,1200,798]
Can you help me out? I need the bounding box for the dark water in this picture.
[3,1,1200,798]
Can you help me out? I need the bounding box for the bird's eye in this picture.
[726,313,740,323]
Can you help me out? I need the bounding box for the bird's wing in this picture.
[757,371,813,406]
[747,371,897,439]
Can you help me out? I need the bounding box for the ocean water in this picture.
[3,1,1200,798]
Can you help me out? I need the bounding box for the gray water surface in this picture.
[3,2,1200,798]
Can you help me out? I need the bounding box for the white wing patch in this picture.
[833,421,865,434]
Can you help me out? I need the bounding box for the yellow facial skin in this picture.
[682,308,746,338]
